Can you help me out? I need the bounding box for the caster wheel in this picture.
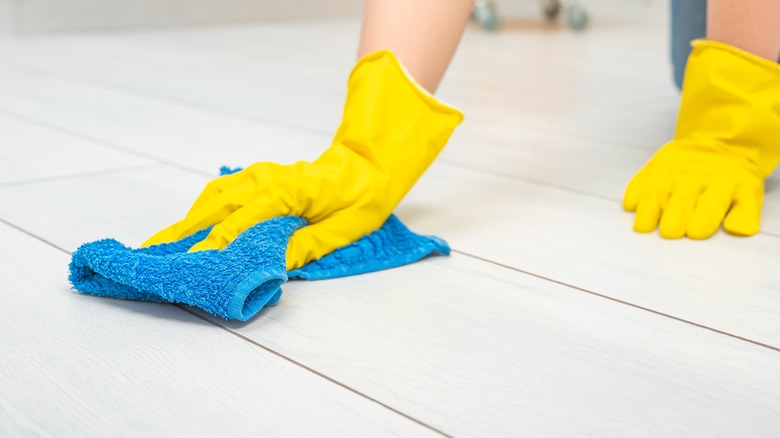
[542,0,561,20]
[566,4,589,31]
[473,1,499,31]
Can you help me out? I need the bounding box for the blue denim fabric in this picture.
[670,0,708,89]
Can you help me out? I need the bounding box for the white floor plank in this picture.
[441,118,656,198]
[402,163,780,344]
[1,168,779,437]
[0,165,199,249]
[0,222,440,437]
[0,73,326,171]
[0,113,153,185]
[0,40,348,134]
[439,81,677,150]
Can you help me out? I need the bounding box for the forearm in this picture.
[707,0,780,61]
[358,0,475,93]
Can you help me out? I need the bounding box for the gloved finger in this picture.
[622,169,649,211]
[659,179,704,239]
[144,164,294,247]
[142,222,187,247]
[188,195,294,252]
[142,192,249,247]
[185,168,291,226]
[632,193,662,233]
[187,170,259,216]
[686,183,733,240]
[723,182,763,237]
[285,212,384,271]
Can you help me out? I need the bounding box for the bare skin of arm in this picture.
[358,0,475,93]
[707,0,780,60]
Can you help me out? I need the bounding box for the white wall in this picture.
[1,0,362,35]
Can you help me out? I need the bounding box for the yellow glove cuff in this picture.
[676,40,780,177]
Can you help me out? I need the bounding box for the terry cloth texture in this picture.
[69,215,449,321]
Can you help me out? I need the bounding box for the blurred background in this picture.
[0,0,364,35]
[0,0,647,36]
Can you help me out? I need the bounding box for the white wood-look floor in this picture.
[2,2,779,436]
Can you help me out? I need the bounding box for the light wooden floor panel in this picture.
[2,1,779,436]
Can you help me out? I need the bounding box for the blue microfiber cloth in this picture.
[69,214,449,321]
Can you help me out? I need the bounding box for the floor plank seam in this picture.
[9,51,680,130]
[5,193,775,356]
[176,305,453,438]
[10,61,666,152]
[0,216,71,254]
[0,109,214,179]
[0,163,160,189]
[3,208,779,373]
[8,64,328,137]
[0,215,451,437]
[451,249,780,354]
[437,158,619,203]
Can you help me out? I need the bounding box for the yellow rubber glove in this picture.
[142,50,463,270]
[624,40,780,239]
